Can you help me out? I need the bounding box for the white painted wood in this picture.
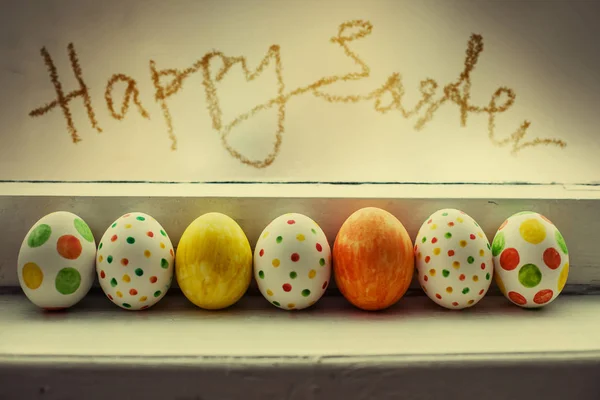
[1,293,599,359]
[1,183,599,289]
[1,293,600,400]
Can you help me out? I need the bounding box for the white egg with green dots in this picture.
[96,212,174,310]
[254,213,331,310]
[17,211,97,310]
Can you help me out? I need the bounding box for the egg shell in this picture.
[492,211,569,308]
[333,207,414,311]
[254,213,331,310]
[415,209,493,310]
[97,213,174,310]
[17,211,96,310]
[176,212,252,310]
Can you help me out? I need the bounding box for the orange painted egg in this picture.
[333,207,414,310]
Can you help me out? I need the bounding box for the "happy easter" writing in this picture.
[29,20,566,168]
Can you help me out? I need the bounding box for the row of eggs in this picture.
[17,207,569,311]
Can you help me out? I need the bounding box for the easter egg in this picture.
[176,212,252,310]
[97,213,174,310]
[17,211,96,310]
[254,213,331,310]
[333,207,413,311]
[492,211,569,308]
[415,209,493,309]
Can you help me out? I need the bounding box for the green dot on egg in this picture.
[319,258,325,266]
[301,289,311,297]
[154,290,162,298]
[135,268,144,277]
[259,270,265,279]
[136,216,145,221]
[126,237,135,244]
[273,301,280,307]
[467,256,475,264]
[161,258,169,269]
[289,271,297,279]
[276,236,283,244]
[110,278,118,287]
[27,224,52,248]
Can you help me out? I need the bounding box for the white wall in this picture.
[1,0,599,184]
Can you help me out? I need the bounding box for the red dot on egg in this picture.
[543,248,561,270]
[431,237,438,244]
[107,294,113,300]
[448,250,455,257]
[459,274,466,281]
[150,276,158,284]
[322,281,328,289]
[500,248,520,271]
[56,235,82,260]
[129,289,138,296]
[291,253,300,262]
[170,249,174,257]
[287,220,296,225]
[435,293,442,299]
[424,275,429,282]
[283,283,292,292]
[452,302,459,306]
[111,235,118,242]
[100,270,106,279]
[259,249,265,257]
[147,231,154,238]
[508,291,527,305]
[428,219,432,224]
[534,289,553,305]
[481,263,486,270]
[121,258,129,266]
[425,256,431,263]
[141,305,149,310]
[316,243,323,252]
[448,222,455,227]
[479,289,485,295]
[470,234,476,240]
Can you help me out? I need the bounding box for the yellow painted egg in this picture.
[176,212,252,310]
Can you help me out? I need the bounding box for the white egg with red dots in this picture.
[492,211,569,308]
[17,211,97,310]
[254,213,331,310]
[415,208,493,310]
[96,212,174,310]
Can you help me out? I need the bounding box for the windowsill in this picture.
[1,292,599,364]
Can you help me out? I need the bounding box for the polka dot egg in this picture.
[492,211,569,308]
[97,213,174,310]
[17,211,96,310]
[415,209,493,310]
[254,213,331,310]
